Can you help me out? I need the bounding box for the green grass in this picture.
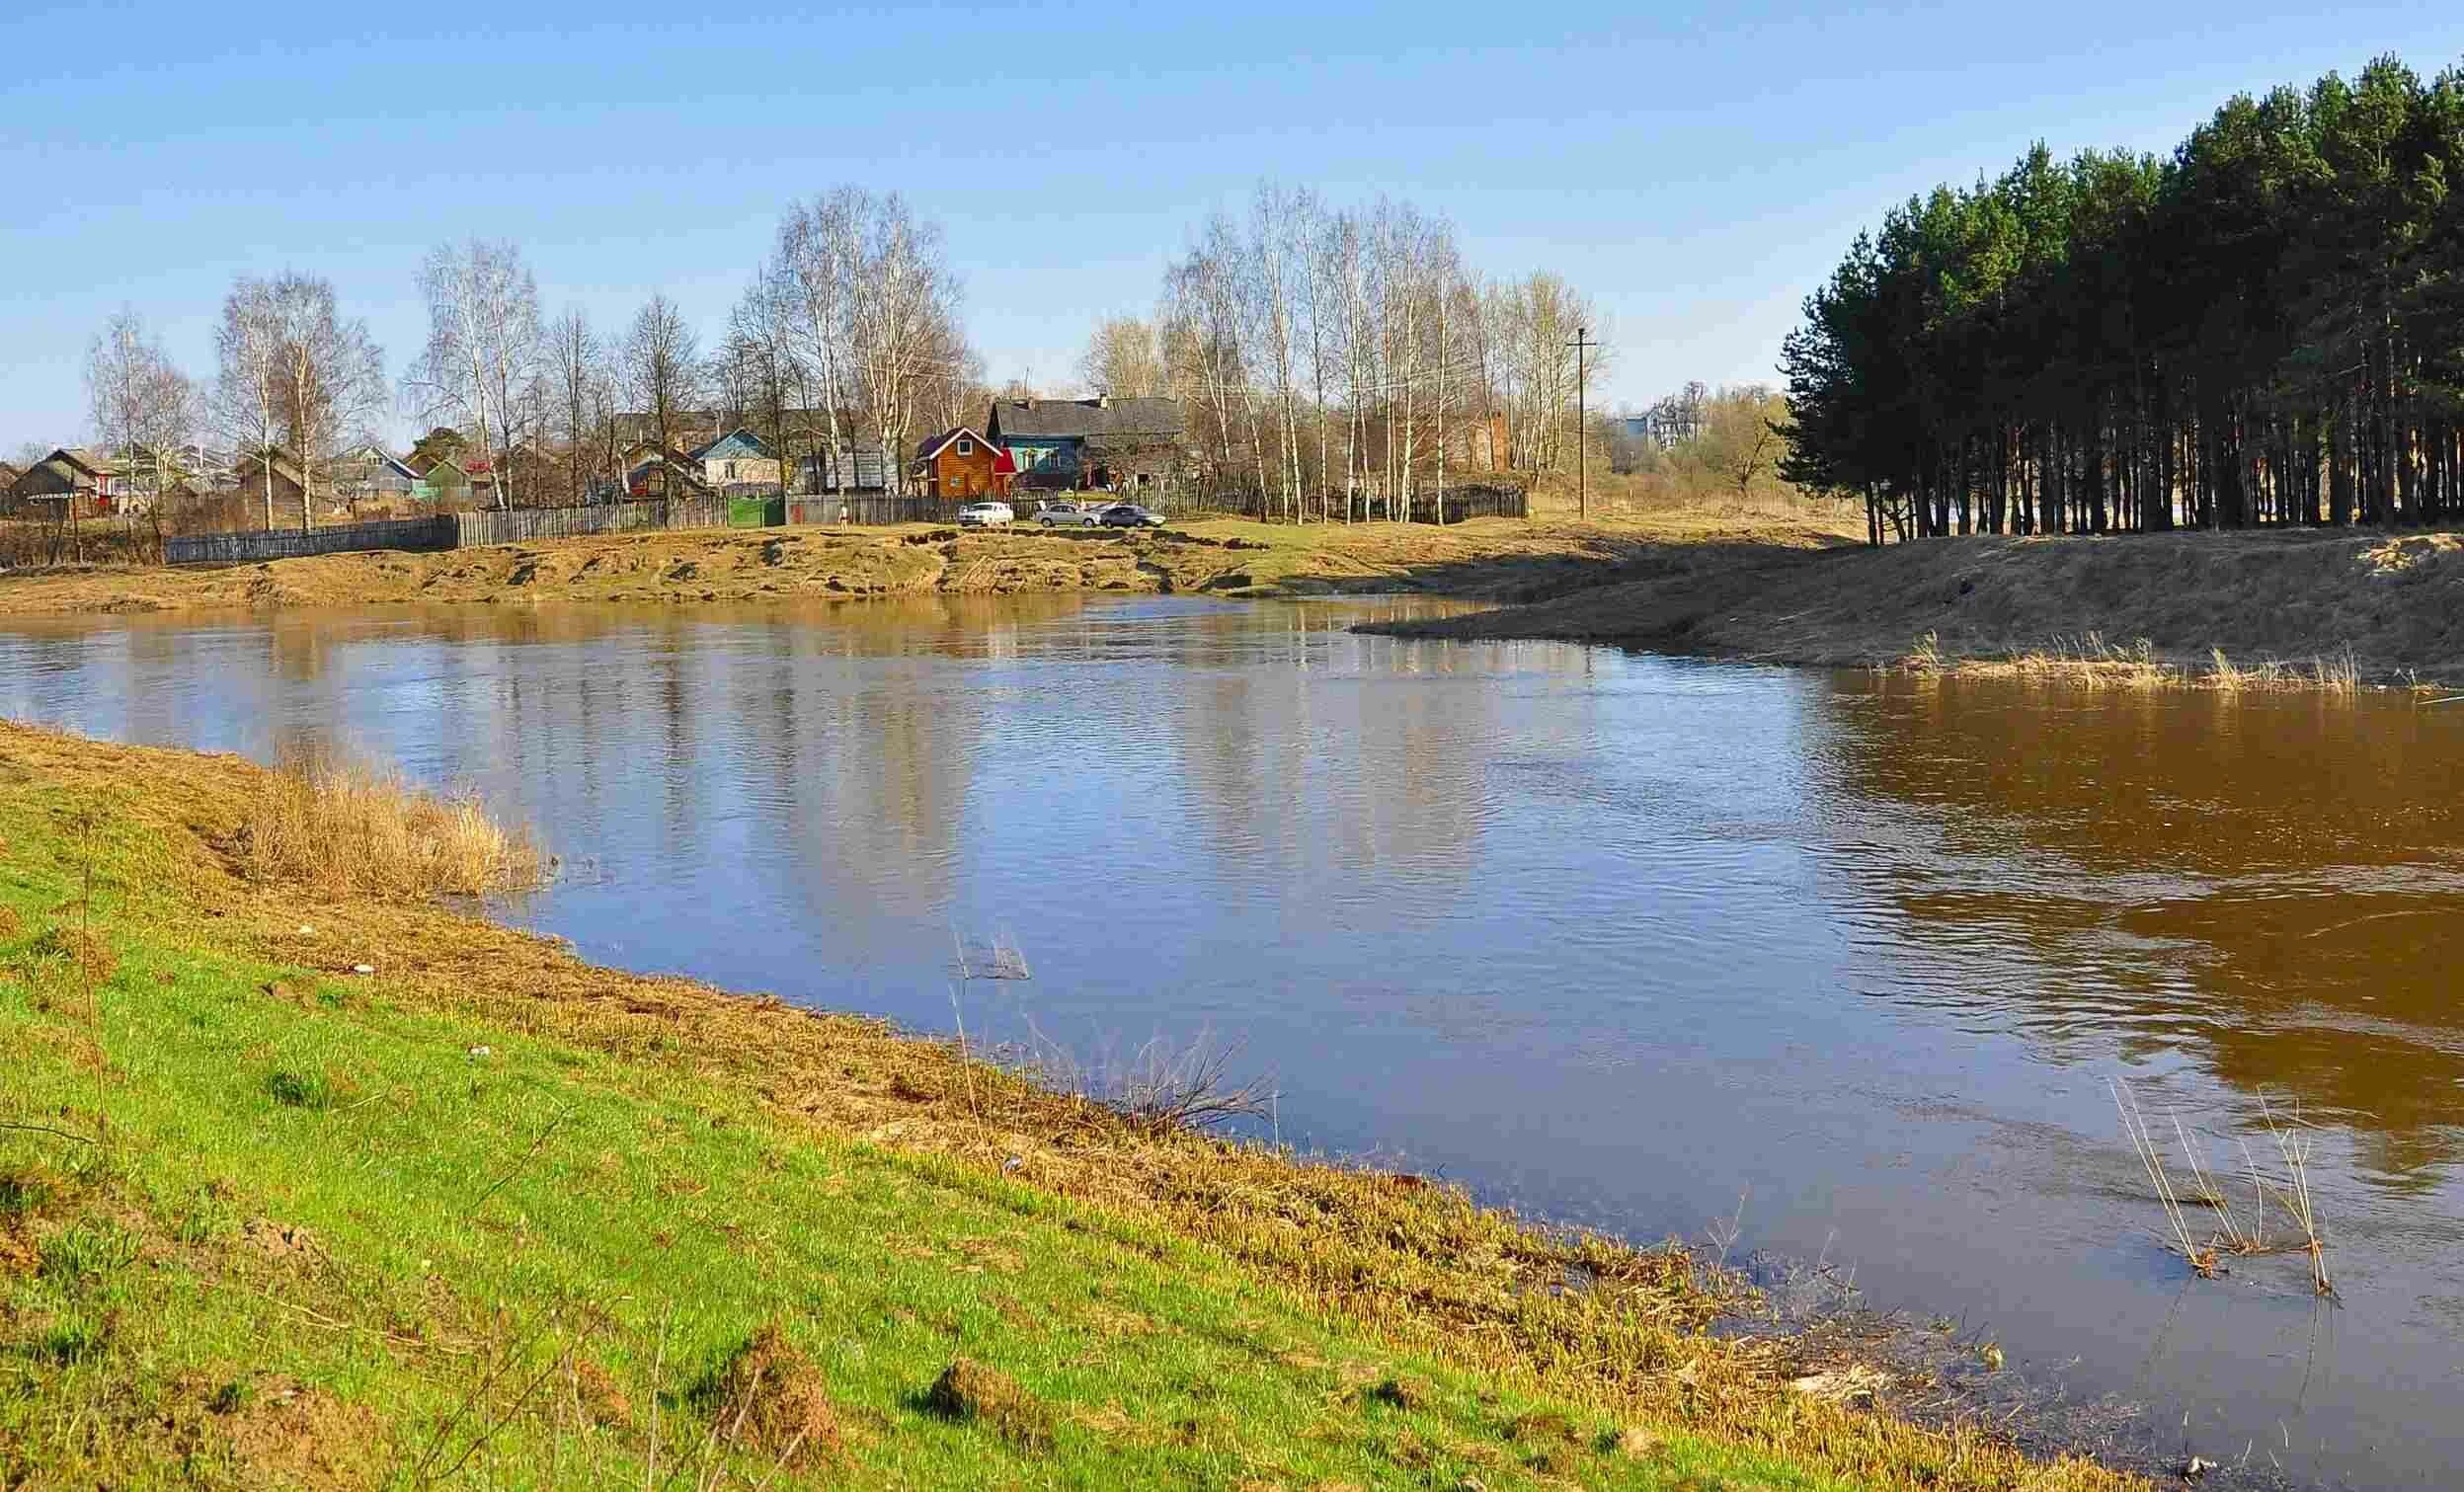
[0,788,1847,1487]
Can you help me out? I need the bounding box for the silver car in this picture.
[1034,499,1103,527]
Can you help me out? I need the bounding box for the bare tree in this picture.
[268,273,385,530]
[1077,316,1164,398]
[622,295,700,482]
[546,308,608,502]
[86,310,198,532]
[844,192,963,495]
[212,276,285,528]
[407,240,543,509]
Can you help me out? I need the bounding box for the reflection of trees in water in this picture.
[1811,672,2464,1180]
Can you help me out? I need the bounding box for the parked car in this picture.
[1099,504,1166,528]
[1034,500,1103,527]
[955,501,1014,528]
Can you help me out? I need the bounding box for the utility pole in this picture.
[1567,326,1597,520]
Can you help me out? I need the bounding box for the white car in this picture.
[1033,499,1104,526]
[955,501,1014,528]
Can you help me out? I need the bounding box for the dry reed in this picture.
[1905,634,2371,694]
[2110,1080,2335,1295]
[241,748,547,900]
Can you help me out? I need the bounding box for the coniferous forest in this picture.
[1782,55,2464,544]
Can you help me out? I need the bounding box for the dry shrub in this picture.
[0,904,21,939]
[240,748,545,900]
[925,1358,1053,1453]
[702,1325,841,1466]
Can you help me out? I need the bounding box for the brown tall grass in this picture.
[1903,633,2374,694]
[241,748,547,899]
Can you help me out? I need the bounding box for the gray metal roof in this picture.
[990,397,1185,440]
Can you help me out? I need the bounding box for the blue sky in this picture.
[5,1,2463,449]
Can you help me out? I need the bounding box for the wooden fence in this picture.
[784,495,971,526]
[450,496,726,546]
[164,516,457,566]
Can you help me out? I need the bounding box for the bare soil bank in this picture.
[1360,527,2464,685]
[0,513,1854,618]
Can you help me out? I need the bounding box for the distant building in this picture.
[986,396,1187,491]
[620,441,709,499]
[687,429,781,494]
[331,443,419,502]
[911,427,1015,500]
[7,447,129,518]
[232,447,311,512]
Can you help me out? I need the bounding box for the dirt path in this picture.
[1362,527,2464,685]
[0,513,1855,617]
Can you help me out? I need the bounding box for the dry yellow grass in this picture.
[240,748,547,899]
[1896,631,2373,694]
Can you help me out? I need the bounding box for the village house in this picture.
[620,441,709,499]
[688,429,781,494]
[6,447,130,518]
[985,396,1188,492]
[330,443,419,503]
[911,427,1015,501]
[231,447,310,511]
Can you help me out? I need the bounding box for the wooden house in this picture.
[8,447,129,518]
[620,441,709,499]
[688,429,781,494]
[911,428,1014,500]
[986,396,1187,491]
[332,443,419,502]
[232,447,310,510]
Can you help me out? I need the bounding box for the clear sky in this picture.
[6,1,2463,450]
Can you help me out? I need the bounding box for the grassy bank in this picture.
[0,513,1853,618]
[0,722,2135,1488]
[1359,526,2464,688]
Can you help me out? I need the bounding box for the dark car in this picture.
[1098,504,1165,528]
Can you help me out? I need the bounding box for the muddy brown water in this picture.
[2,593,2457,1488]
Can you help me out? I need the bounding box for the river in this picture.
[2,593,2457,1488]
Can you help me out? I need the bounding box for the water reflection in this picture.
[1814,672,2464,1190]
[4,597,2461,1487]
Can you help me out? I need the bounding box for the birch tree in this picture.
[407,240,543,509]
[212,277,285,528]
[86,310,198,517]
[268,273,385,530]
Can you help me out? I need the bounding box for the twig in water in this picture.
[2110,1079,2217,1277]
[2259,1094,2334,1296]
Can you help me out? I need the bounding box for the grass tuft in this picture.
[264,1068,340,1111]
[239,746,548,900]
[925,1358,1055,1453]
[37,1218,140,1287]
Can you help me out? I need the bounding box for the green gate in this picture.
[727,495,785,528]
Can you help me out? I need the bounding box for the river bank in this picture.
[0,512,1853,617]
[0,719,2138,1488]
[1357,526,2464,686]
